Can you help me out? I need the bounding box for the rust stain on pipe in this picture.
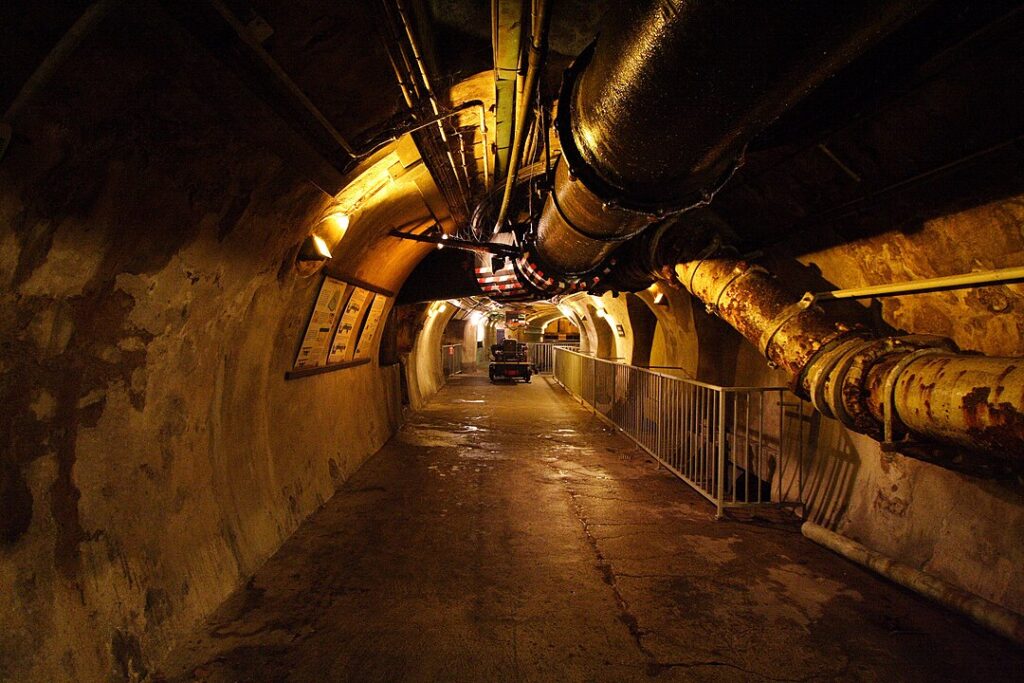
[676,255,1024,456]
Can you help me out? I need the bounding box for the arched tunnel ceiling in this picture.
[5,2,1024,680]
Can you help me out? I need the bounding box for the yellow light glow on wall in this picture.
[322,212,350,239]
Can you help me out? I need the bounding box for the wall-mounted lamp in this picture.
[595,306,608,319]
[652,292,667,306]
[298,234,333,262]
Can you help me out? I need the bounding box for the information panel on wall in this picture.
[327,287,372,364]
[354,294,389,359]
[293,277,347,369]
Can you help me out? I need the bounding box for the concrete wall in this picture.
[0,8,412,680]
[561,191,1024,618]
[614,196,1024,618]
[779,194,1024,616]
[399,303,454,411]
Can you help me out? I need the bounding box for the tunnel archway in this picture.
[4,1,1024,679]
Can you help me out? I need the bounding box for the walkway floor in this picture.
[162,374,1024,682]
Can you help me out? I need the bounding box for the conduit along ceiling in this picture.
[4,0,1024,679]
[312,0,1024,466]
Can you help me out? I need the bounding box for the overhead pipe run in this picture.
[674,251,1024,458]
[526,0,932,281]
[491,0,526,180]
[491,0,552,235]
[393,0,471,216]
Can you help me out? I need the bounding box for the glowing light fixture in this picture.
[595,306,608,319]
[298,234,333,262]
[312,235,332,259]
[649,282,668,306]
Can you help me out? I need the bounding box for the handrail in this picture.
[552,346,804,518]
[552,347,788,393]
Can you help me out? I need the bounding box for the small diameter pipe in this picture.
[368,101,490,188]
[810,265,1024,303]
[802,522,1024,645]
[492,0,551,234]
[394,0,470,212]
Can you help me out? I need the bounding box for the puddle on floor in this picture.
[458,449,508,462]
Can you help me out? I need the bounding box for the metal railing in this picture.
[529,342,579,374]
[553,348,804,518]
[441,343,463,377]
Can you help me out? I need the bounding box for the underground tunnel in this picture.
[2,0,1024,680]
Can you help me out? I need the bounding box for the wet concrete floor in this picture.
[162,374,1024,682]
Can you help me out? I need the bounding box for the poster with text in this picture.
[293,278,347,369]
[328,288,372,364]
[354,295,389,359]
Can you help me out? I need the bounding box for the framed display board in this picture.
[293,277,347,369]
[327,287,372,365]
[286,276,395,380]
[354,294,390,358]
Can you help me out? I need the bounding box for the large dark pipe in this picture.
[530,0,931,278]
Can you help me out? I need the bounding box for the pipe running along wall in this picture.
[674,253,1024,457]
[527,0,931,278]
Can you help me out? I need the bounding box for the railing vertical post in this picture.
[716,389,727,519]
[655,374,663,461]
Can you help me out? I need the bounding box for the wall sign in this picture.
[354,294,390,358]
[287,276,396,380]
[293,277,347,369]
[328,287,372,364]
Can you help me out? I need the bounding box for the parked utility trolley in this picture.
[488,339,533,383]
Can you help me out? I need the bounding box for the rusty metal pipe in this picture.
[675,255,1024,456]
[530,0,931,279]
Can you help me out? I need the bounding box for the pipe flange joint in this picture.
[515,236,613,296]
